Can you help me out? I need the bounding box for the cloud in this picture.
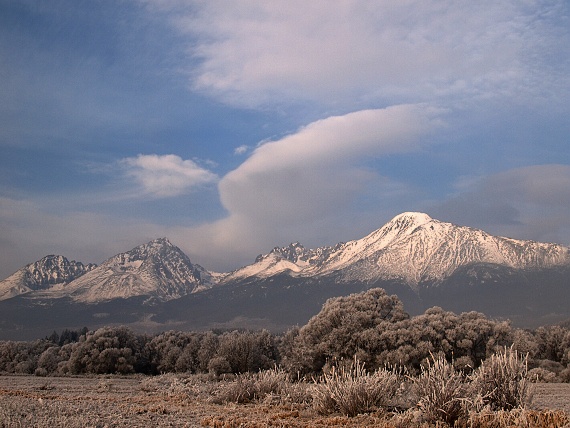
[161,0,570,109]
[171,105,443,268]
[220,105,441,221]
[121,154,218,198]
[234,145,249,155]
[431,165,570,245]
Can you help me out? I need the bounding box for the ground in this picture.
[0,375,568,427]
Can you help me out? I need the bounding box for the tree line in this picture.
[0,288,568,381]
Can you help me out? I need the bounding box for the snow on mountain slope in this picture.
[44,238,217,303]
[317,212,570,285]
[0,255,96,301]
[2,212,569,304]
[224,212,570,287]
[221,243,309,282]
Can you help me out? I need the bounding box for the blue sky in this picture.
[1,0,570,278]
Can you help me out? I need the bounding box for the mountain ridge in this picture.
[1,211,569,303]
[0,255,96,301]
[1,212,569,338]
[0,238,217,303]
[222,212,570,287]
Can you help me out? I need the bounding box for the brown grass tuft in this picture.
[312,358,400,417]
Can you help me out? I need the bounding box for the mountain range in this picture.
[1,212,569,339]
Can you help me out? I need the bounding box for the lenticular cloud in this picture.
[219,104,442,222]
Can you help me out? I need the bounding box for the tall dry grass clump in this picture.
[211,366,305,404]
[312,358,401,417]
[471,346,530,411]
[412,353,470,425]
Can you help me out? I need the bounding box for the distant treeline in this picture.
[0,289,568,381]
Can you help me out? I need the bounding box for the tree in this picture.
[281,288,409,374]
[216,330,278,373]
[65,326,143,374]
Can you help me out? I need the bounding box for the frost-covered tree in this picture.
[65,326,144,374]
[215,329,278,373]
[281,288,409,374]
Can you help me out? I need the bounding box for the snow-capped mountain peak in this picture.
[2,212,570,305]
[223,212,570,287]
[0,255,96,301]
[41,238,217,303]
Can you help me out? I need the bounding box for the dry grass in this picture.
[460,408,569,428]
[412,354,470,425]
[471,346,530,411]
[209,367,310,405]
[312,358,401,417]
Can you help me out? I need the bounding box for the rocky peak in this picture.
[22,255,96,290]
[268,242,308,262]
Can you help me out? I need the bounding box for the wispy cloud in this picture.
[233,145,249,155]
[161,0,569,109]
[121,154,218,198]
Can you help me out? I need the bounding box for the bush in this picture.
[471,347,530,410]
[528,367,557,383]
[207,356,231,376]
[559,367,570,383]
[212,367,291,404]
[413,354,469,425]
[312,358,400,417]
[283,288,409,375]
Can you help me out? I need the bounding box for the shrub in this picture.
[528,367,557,383]
[212,367,291,404]
[312,358,400,417]
[207,356,232,376]
[413,353,469,425]
[559,367,570,383]
[253,366,289,397]
[471,346,530,410]
[283,288,409,374]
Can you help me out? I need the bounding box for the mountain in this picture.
[0,255,96,301]
[223,212,570,287]
[0,213,569,339]
[0,238,219,304]
[40,238,218,303]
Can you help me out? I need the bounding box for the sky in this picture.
[1,0,570,278]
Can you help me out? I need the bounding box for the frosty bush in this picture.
[281,288,409,374]
[312,358,401,417]
[211,367,291,404]
[471,346,530,410]
[413,354,470,425]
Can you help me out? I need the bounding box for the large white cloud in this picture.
[159,0,569,109]
[220,104,441,222]
[169,105,444,269]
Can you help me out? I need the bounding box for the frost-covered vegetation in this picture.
[1,288,569,426]
[0,289,569,382]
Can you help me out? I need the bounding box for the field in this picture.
[0,374,569,427]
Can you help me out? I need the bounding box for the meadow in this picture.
[1,355,569,428]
